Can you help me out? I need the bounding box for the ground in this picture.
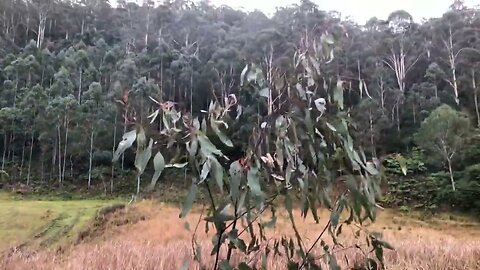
[0,193,479,270]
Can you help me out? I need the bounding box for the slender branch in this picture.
[191,204,205,262]
[298,220,331,270]
[213,228,225,270]
[226,199,238,261]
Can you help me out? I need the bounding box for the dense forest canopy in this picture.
[0,0,479,212]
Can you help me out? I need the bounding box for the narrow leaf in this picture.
[180,183,198,218]
[149,151,165,190]
[112,130,136,162]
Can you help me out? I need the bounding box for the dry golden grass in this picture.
[1,200,480,270]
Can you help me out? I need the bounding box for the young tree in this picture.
[414,104,471,191]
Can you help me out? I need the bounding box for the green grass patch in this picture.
[0,192,124,250]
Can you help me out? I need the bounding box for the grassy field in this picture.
[0,192,122,251]
[0,195,479,269]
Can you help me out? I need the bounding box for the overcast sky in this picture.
[208,0,480,24]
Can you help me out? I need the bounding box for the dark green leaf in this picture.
[239,262,253,270]
[247,166,264,197]
[180,183,198,218]
[219,260,234,270]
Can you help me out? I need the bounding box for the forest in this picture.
[1,0,480,269]
[1,0,479,211]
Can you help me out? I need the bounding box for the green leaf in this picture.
[200,158,212,182]
[186,136,198,157]
[238,262,253,270]
[198,132,224,157]
[135,139,153,174]
[229,160,243,201]
[247,166,264,197]
[378,239,395,250]
[211,118,233,147]
[287,261,299,270]
[366,162,379,175]
[397,155,408,176]
[179,258,189,270]
[334,80,344,110]
[328,254,341,270]
[259,88,270,98]
[180,183,198,218]
[211,156,224,193]
[219,260,233,270]
[112,129,136,162]
[149,151,165,190]
[367,258,378,270]
[296,83,307,100]
[240,64,248,86]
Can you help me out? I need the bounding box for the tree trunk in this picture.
[369,110,376,157]
[136,173,141,195]
[472,69,480,128]
[27,130,34,185]
[62,115,69,182]
[88,128,94,188]
[447,157,456,191]
[1,133,6,171]
[57,123,62,185]
[111,110,118,194]
[78,70,83,104]
[121,115,127,172]
[19,130,26,178]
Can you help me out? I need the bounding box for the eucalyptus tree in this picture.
[81,82,104,188]
[415,104,471,191]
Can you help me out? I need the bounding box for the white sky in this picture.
[208,0,480,24]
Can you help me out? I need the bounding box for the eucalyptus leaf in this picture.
[135,139,153,174]
[229,160,243,200]
[240,64,248,86]
[211,157,224,193]
[247,166,264,197]
[334,80,344,110]
[149,151,165,190]
[180,183,198,218]
[259,88,270,98]
[165,162,188,168]
[112,130,137,162]
[198,132,224,157]
[210,118,233,147]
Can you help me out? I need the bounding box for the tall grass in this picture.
[1,202,479,270]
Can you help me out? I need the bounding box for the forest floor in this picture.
[0,193,479,270]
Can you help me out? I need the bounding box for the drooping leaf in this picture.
[179,258,190,270]
[296,83,307,100]
[219,260,234,270]
[211,156,224,193]
[135,139,153,174]
[238,262,253,270]
[259,88,270,98]
[229,160,243,201]
[240,64,248,86]
[247,166,264,197]
[334,80,344,110]
[186,136,199,157]
[198,132,224,157]
[211,118,233,147]
[200,158,212,183]
[397,155,408,176]
[180,183,198,218]
[112,130,137,162]
[149,151,165,190]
